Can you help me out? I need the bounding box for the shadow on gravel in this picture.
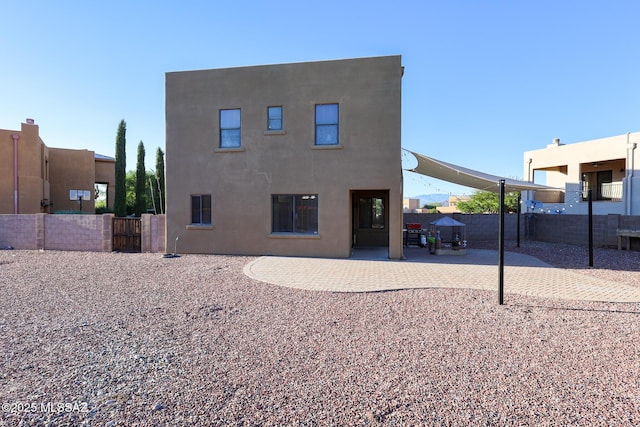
[472,240,640,273]
[512,303,640,315]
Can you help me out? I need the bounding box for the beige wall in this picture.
[2,122,115,215]
[0,121,50,214]
[166,56,404,258]
[48,148,96,213]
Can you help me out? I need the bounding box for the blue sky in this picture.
[2,1,638,197]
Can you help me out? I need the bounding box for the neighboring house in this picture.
[437,195,469,214]
[523,133,640,215]
[165,56,404,258]
[403,198,421,212]
[0,119,115,214]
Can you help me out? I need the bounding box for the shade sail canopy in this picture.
[430,216,465,227]
[405,150,557,193]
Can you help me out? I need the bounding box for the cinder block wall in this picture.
[402,213,524,241]
[45,214,106,251]
[528,214,640,247]
[0,214,39,249]
[141,214,166,253]
[403,213,640,249]
[151,215,166,253]
[0,214,165,252]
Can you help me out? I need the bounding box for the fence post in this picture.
[36,213,46,250]
[141,214,151,252]
[102,214,114,252]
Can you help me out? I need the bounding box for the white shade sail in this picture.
[405,150,558,193]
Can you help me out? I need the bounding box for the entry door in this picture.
[352,190,389,248]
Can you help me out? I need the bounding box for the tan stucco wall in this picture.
[2,121,115,215]
[48,148,96,213]
[166,56,404,258]
[0,122,50,214]
[0,130,16,213]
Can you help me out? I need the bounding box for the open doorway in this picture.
[351,190,389,248]
[94,182,109,212]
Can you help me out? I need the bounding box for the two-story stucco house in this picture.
[165,56,404,258]
[1,119,115,214]
[524,132,640,215]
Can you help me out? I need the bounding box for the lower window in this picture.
[191,195,212,225]
[272,194,318,234]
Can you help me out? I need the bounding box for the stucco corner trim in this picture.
[185,224,215,230]
[268,233,321,240]
[214,147,245,153]
[311,144,343,151]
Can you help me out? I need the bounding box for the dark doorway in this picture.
[352,190,389,248]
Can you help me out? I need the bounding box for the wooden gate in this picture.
[112,218,141,253]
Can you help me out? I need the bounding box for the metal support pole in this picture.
[499,179,505,305]
[517,192,521,247]
[588,189,594,267]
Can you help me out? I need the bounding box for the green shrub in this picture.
[54,210,87,215]
[95,206,114,214]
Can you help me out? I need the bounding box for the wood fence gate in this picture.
[112,218,141,252]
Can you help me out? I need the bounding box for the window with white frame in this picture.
[267,106,283,131]
[272,194,318,234]
[191,194,212,225]
[220,109,241,148]
[315,104,339,145]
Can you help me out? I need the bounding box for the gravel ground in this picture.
[1,243,639,426]
[474,240,640,288]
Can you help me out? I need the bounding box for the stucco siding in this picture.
[166,56,403,258]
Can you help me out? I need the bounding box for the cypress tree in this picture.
[114,120,127,217]
[135,141,146,217]
[155,148,165,214]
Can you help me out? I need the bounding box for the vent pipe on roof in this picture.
[553,138,561,146]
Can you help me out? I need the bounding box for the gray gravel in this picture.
[1,244,639,426]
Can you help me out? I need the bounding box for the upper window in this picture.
[315,104,339,145]
[220,109,241,148]
[191,194,212,225]
[267,106,283,131]
[272,194,318,234]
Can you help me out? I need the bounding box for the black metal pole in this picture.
[588,189,594,267]
[499,179,505,305]
[517,192,521,248]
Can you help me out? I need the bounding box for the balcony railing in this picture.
[581,181,623,201]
